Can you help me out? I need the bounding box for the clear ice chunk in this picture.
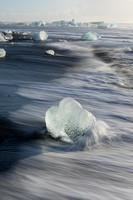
[45,50,55,56]
[33,31,48,41]
[0,32,6,42]
[81,32,100,41]
[0,48,6,58]
[45,98,96,143]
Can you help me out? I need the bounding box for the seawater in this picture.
[0,24,133,200]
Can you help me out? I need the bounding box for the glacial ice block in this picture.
[81,32,100,41]
[33,31,48,41]
[0,48,6,58]
[45,98,96,143]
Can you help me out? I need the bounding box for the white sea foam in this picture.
[32,21,46,27]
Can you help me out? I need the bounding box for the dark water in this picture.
[0,24,133,200]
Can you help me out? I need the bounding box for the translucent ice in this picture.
[3,30,12,34]
[51,21,60,26]
[0,48,6,58]
[0,31,13,42]
[109,21,117,28]
[68,19,75,26]
[45,50,55,56]
[4,33,13,40]
[45,98,96,143]
[33,31,48,41]
[0,32,6,42]
[32,21,46,27]
[98,22,109,29]
[81,32,100,41]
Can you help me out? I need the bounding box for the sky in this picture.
[0,0,133,23]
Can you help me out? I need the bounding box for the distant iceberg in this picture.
[0,48,6,58]
[4,33,13,40]
[109,21,117,28]
[68,19,75,26]
[32,21,46,27]
[81,32,100,41]
[97,22,109,29]
[32,31,48,41]
[45,98,96,143]
[51,19,77,27]
[51,21,61,26]
[97,21,117,29]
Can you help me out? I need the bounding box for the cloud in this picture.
[0,0,133,23]
[61,0,133,23]
[0,12,40,22]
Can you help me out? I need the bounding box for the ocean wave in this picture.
[93,46,133,89]
[6,98,118,152]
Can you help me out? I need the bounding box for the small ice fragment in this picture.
[109,21,117,28]
[45,50,55,56]
[3,30,12,34]
[124,47,132,53]
[0,32,7,42]
[33,31,48,41]
[59,39,67,42]
[0,49,6,58]
[81,32,100,41]
[4,34,13,40]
